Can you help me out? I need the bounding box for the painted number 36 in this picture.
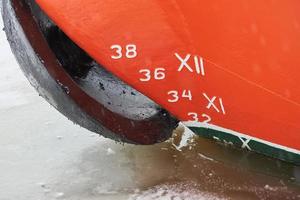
[139,68,166,82]
[110,44,137,59]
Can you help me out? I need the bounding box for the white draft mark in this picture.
[203,93,226,115]
[139,68,166,82]
[188,112,211,123]
[168,89,193,103]
[240,137,252,150]
[175,53,205,76]
[110,44,137,59]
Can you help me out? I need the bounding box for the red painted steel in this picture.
[36,0,300,151]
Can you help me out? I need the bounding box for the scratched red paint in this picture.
[35,0,300,151]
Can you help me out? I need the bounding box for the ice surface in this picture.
[0,14,222,200]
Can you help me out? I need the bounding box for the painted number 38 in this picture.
[110,44,137,59]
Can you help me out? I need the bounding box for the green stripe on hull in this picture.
[188,126,300,165]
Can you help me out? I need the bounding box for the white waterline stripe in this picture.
[183,121,300,155]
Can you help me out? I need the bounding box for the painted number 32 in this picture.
[110,44,137,59]
[188,112,211,123]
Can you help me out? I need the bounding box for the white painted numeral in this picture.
[187,112,211,123]
[188,112,199,122]
[154,68,166,80]
[175,53,205,76]
[203,93,226,115]
[139,68,166,82]
[175,53,193,72]
[110,44,137,59]
[167,90,192,103]
[139,69,151,82]
[202,114,212,123]
[126,44,137,58]
[168,91,179,103]
[194,56,205,76]
[182,89,192,101]
[110,45,123,59]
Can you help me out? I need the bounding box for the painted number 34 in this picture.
[167,90,192,103]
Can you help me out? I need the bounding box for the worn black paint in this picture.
[2,0,179,144]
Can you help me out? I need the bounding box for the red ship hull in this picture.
[3,0,300,164]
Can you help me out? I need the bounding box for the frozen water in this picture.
[0,14,221,200]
